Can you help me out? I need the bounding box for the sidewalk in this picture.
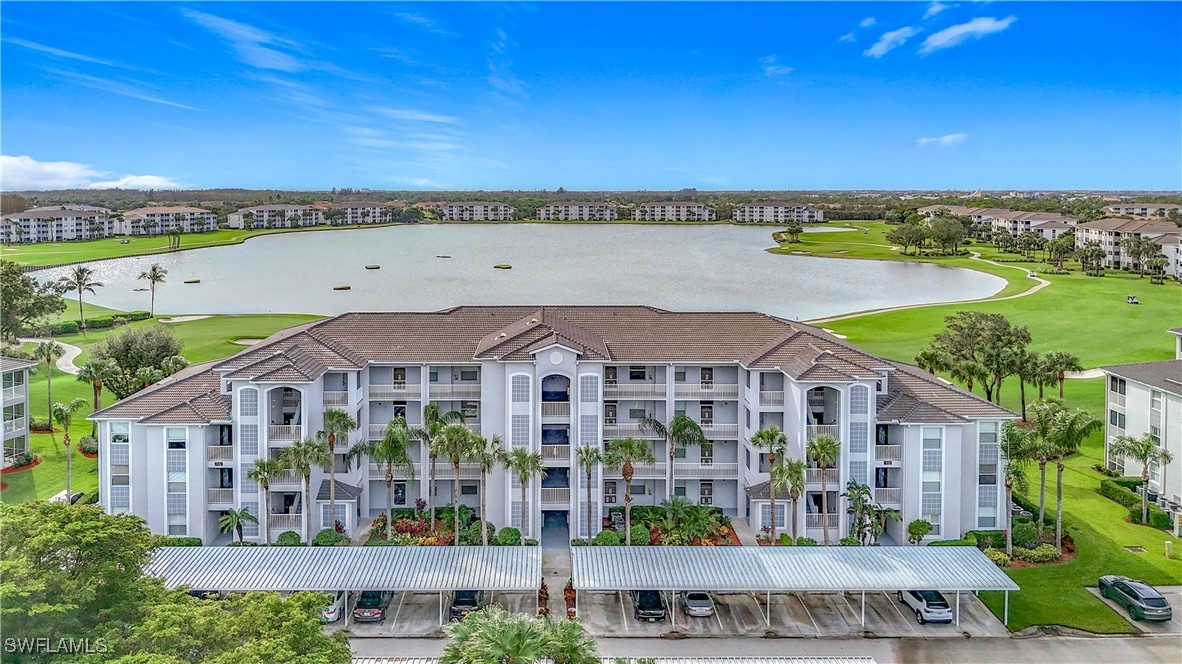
[729,517,760,546]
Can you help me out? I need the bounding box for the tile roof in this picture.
[91,362,229,423]
[1079,218,1181,234]
[1100,360,1182,397]
[0,356,38,372]
[739,202,818,209]
[123,206,214,217]
[745,480,773,500]
[317,479,363,502]
[877,362,1015,422]
[640,201,710,207]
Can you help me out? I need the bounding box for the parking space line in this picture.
[840,592,859,626]
[391,592,407,627]
[797,593,819,634]
[884,591,920,635]
[618,591,629,633]
[714,604,724,632]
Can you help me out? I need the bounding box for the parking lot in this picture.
[1087,585,1181,636]
[577,590,1008,638]
[330,591,536,637]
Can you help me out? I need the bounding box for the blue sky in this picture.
[2,2,1179,191]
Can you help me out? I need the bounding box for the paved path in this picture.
[17,338,83,375]
[729,517,760,546]
[160,315,211,323]
[1066,369,1106,380]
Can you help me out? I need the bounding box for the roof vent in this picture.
[530,318,538,324]
[499,333,507,338]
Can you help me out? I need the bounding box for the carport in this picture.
[148,546,541,626]
[570,546,1018,627]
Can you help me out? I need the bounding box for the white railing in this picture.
[602,423,662,439]
[465,421,481,433]
[874,488,902,504]
[541,402,570,418]
[674,383,739,399]
[807,424,840,441]
[269,513,303,531]
[272,470,302,486]
[435,463,481,480]
[368,463,413,479]
[429,384,482,400]
[207,445,234,461]
[542,445,570,461]
[700,423,739,438]
[323,391,348,407]
[1112,392,1126,408]
[806,468,840,485]
[603,383,666,399]
[806,514,838,530]
[207,488,234,505]
[540,488,570,504]
[368,424,388,439]
[268,425,302,441]
[332,434,351,450]
[3,417,26,435]
[603,462,666,478]
[2,386,21,401]
[369,384,422,400]
[759,391,785,406]
[674,462,739,479]
[874,445,903,462]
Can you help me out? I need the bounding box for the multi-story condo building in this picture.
[734,203,823,223]
[331,203,393,225]
[633,202,716,222]
[988,210,1077,239]
[1101,329,1182,511]
[1,205,114,244]
[1075,218,1181,271]
[118,206,217,235]
[1104,203,1182,218]
[439,202,517,221]
[90,306,1013,545]
[2,357,35,464]
[227,205,324,229]
[537,202,618,221]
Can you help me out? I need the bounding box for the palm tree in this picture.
[783,458,806,543]
[1048,407,1102,552]
[76,359,114,437]
[345,418,416,541]
[218,508,259,544]
[750,427,787,539]
[321,408,358,533]
[58,265,103,331]
[435,423,475,543]
[470,434,503,546]
[34,341,64,422]
[1000,422,1034,556]
[806,434,841,545]
[1110,433,1175,527]
[410,403,464,534]
[1028,400,1064,533]
[639,413,706,499]
[1013,349,1041,421]
[245,458,284,545]
[575,445,602,541]
[51,397,88,497]
[137,263,168,317]
[440,604,597,664]
[602,437,656,544]
[503,447,545,540]
[1042,351,1083,399]
[279,435,331,544]
[913,349,948,375]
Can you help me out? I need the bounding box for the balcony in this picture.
[207,445,234,462]
[602,423,662,439]
[272,469,302,487]
[436,463,481,480]
[207,488,234,506]
[540,488,570,504]
[603,462,666,478]
[806,513,839,530]
[806,468,840,485]
[2,386,22,401]
[699,423,739,439]
[323,391,348,407]
[268,425,302,442]
[269,513,303,531]
[542,445,570,461]
[368,463,413,479]
[3,417,26,435]
[874,445,902,462]
[332,433,351,450]
[429,384,482,400]
[806,424,840,441]
[674,462,739,479]
[541,402,570,418]
[758,391,785,407]
[369,383,422,400]
[874,488,902,504]
[674,383,739,400]
[368,423,388,440]
[603,383,665,399]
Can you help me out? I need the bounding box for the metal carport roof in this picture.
[571,546,1018,592]
[148,546,541,593]
[352,659,877,664]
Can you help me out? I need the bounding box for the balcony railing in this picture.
[207,445,234,461]
[368,463,413,479]
[806,468,840,485]
[874,445,902,462]
[874,488,902,504]
[700,423,739,439]
[269,513,303,531]
[3,417,26,435]
[674,462,739,479]
[323,391,348,407]
[759,391,785,406]
[368,423,388,440]
[268,425,302,442]
[602,423,662,439]
[2,386,21,401]
[369,383,422,400]
[603,383,666,399]
[603,462,666,478]
[429,384,482,400]
[540,488,570,504]
[435,463,481,480]
[674,383,739,400]
[207,488,234,505]
[272,469,302,487]
[807,424,840,441]
[806,513,839,530]
[541,402,571,418]
[331,433,351,450]
[542,444,570,461]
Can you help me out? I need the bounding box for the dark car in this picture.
[630,590,667,622]
[1100,575,1173,621]
[450,590,484,621]
[352,591,390,622]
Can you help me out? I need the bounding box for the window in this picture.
[1109,410,1126,429]
[579,375,598,403]
[604,481,617,504]
[674,369,686,382]
[674,446,687,459]
[628,406,646,419]
[629,366,646,381]
[849,385,869,415]
[745,449,751,469]
[849,422,868,454]
[429,369,439,382]
[604,367,617,385]
[674,484,687,497]
[462,401,479,419]
[392,482,407,506]
[701,368,713,385]
[700,404,714,424]
[850,460,867,486]
[630,483,646,495]
[1109,376,1126,395]
[461,484,479,495]
[239,424,259,456]
[761,503,786,528]
[111,421,130,444]
[166,428,186,449]
[603,403,617,424]
[700,481,713,506]
[460,369,478,382]
[392,368,407,385]
[511,375,530,402]
[511,415,530,448]
[239,388,258,417]
[700,443,714,465]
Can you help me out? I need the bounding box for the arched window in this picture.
[239,387,258,417]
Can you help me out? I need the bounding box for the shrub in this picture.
[593,530,622,546]
[274,531,302,546]
[983,548,1011,567]
[227,540,259,547]
[78,436,98,454]
[1013,544,1059,563]
[907,519,933,544]
[364,538,395,546]
[795,537,817,546]
[1100,478,1169,529]
[1100,479,1141,508]
[497,527,522,546]
[965,530,1005,550]
[523,538,539,546]
[80,316,115,330]
[778,533,793,546]
[11,452,37,468]
[312,528,349,547]
[1112,477,1144,491]
[82,491,100,504]
[839,536,861,546]
[630,524,650,546]
[127,310,152,321]
[28,419,53,432]
[570,538,590,546]
[929,538,977,546]
[50,321,79,335]
[1130,502,1174,530]
[1012,522,1039,550]
[163,537,203,547]
[1092,464,1120,478]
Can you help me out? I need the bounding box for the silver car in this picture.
[680,591,715,617]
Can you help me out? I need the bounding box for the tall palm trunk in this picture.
[149,284,156,317]
[428,453,437,534]
[768,483,778,540]
[45,358,53,426]
[1055,457,1065,553]
[303,476,313,544]
[790,495,799,542]
[76,293,85,331]
[480,469,489,546]
[452,459,462,544]
[90,380,102,437]
[385,467,395,540]
[1140,466,1151,526]
[520,475,529,538]
[1038,461,1047,534]
[1019,380,1028,421]
[328,433,337,532]
[623,462,634,545]
[261,482,272,545]
[1004,478,1014,556]
[1057,373,1066,399]
[820,465,830,545]
[667,434,676,500]
[64,431,72,497]
[585,466,594,541]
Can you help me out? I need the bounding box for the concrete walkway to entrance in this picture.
[729,517,759,545]
[542,546,573,619]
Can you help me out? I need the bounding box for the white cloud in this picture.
[924,2,952,19]
[864,26,922,58]
[182,9,305,72]
[919,16,1016,54]
[0,155,183,190]
[376,108,460,124]
[3,37,122,67]
[860,17,877,28]
[48,70,199,111]
[758,55,794,77]
[917,133,968,147]
[839,32,857,43]
[392,12,455,36]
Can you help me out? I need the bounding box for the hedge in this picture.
[593,530,622,546]
[630,524,650,546]
[77,316,115,329]
[983,548,1011,567]
[795,537,817,546]
[1012,522,1039,550]
[163,537,203,547]
[608,504,726,526]
[778,533,793,546]
[28,419,53,432]
[570,538,590,546]
[965,530,1005,550]
[275,531,302,546]
[497,527,522,546]
[838,536,860,546]
[1112,477,1144,491]
[524,538,539,546]
[364,538,395,546]
[227,540,259,547]
[128,310,152,321]
[929,537,977,546]
[50,321,78,335]
[1099,479,1173,530]
[1013,544,1059,563]
[312,528,350,546]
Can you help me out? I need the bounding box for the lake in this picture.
[39,224,1005,320]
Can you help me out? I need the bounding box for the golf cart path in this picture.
[17,338,82,376]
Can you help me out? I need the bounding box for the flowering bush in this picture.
[984,547,1012,567]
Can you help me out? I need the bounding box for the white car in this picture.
[897,590,953,624]
[321,591,346,623]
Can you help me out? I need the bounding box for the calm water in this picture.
[39,224,1004,320]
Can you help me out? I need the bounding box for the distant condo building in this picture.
[2,356,35,465]
[332,202,393,224]
[118,206,217,235]
[227,205,323,229]
[917,205,1078,240]
[440,202,517,221]
[1,205,113,244]
[734,202,823,223]
[632,202,716,221]
[1104,203,1182,218]
[1075,218,1182,275]
[537,202,618,221]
